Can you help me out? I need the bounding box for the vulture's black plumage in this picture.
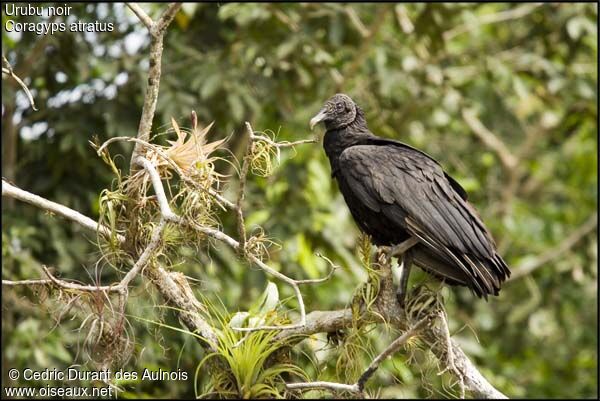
[310,94,510,300]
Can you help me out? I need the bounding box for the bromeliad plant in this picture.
[195,283,308,399]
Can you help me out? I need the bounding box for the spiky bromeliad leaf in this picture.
[166,116,226,172]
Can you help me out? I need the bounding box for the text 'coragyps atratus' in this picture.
[310,93,511,303]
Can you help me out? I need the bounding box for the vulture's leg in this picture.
[390,237,419,257]
[396,249,413,307]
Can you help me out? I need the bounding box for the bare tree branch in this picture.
[286,381,359,394]
[356,315,432,390]
[2,159,217,352]
[130,153,313,332]
[126,3,153,30]
[135,158,178,221]
[444,3,543,41]
[462,108,518,171]
[2,278,53,286]
[2,55,37,111]
[2,179,125,243]
[509,212,598,281]
[235,123,255,255]
[40,265,122,293]
[153,3,182,36]
[128,2,182,172]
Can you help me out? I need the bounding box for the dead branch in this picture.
[2,159,217,351]
[2,278,53,286]
[40,265,121,293]
[294,253,339,285]
[2,55,37,111]
[127,2,182,171]
[2,179,125,243]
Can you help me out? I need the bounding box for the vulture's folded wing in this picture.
[338,144,510,297]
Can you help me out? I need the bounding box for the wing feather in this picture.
[338,144,509,296]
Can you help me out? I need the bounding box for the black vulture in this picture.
[310,93,510,303]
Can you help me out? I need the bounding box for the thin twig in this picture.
[356,315,432,391]
[153,3,182,36]
[125,3,153,30]
[2,56,37,111]
[444,3,543,41]
[40,265,121,293]
[118,218,167,288]
[250,134,317,148]
[462,108,517,171]
[295,253,339,285]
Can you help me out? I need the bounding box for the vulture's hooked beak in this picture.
[309,108,328,130]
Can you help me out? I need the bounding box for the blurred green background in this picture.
[2,3,597,398]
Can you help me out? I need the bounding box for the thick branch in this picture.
[279,297,506,398]
[423,324,508,399]
[146,266,218,352]
[286,381,359,394]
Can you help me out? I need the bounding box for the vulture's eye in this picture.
[335,102,344,111]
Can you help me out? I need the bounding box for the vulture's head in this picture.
[310,93,358,130]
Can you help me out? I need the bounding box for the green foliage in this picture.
[196,298,307,399]
[2,3,597,399]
